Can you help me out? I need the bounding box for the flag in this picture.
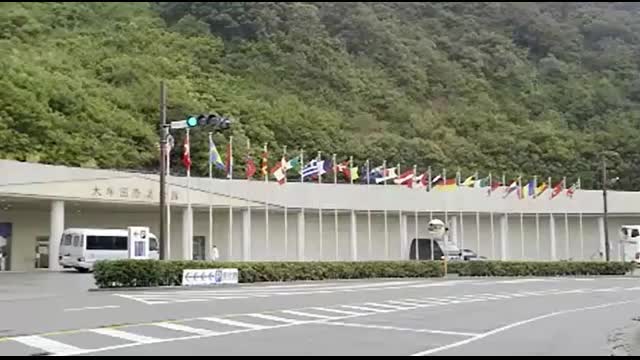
[182,136,191,170]
[534,182,548,198]
[394,169,415,187]
[433,178,457,191]
[336,160,359,181]
[302,159,322,179]
[375,167,398,184]
[431,174,442,185]
[414,172,428,189]
[362,165,383,184]
[566,179,580,198]
[476,176,490,189]
[245,156,256,179]
[321,158,333,176]
[286,156,301,172]
[260,148,268,178]
[503,179,519,198]
[270,156,287,185]
[551,179,565,199]
[209,137,225,170]
[350,166,359,181]
[461,175,475,187]
[489,181,501,194]
[527,180,535,198]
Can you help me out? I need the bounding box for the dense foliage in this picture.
[3,2,640,189]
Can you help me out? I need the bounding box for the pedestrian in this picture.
[211,245,220,262]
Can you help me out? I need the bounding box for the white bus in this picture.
[58,228,159,272]
[619,225,640,263]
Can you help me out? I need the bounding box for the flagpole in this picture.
[228,136,233,260]
[264,143,270,260]
[366,159,372,259]
[166,143,172,260]
[283,145,288,260]
[334,154,340,260]
[413,164,419,261]
[443,168,448,230]
[246,139,252,261]
[397,162,403,260]
[427,166,432,192]
[488,172,492,196]
[318,151,323,260]
[208,132,214,261]
[383,160,389,260]
[186,128,192,261]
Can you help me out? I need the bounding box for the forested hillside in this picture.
[2,2,640,189]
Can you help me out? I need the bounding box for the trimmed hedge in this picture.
[452,261,635,277]
[93,260,635,288]
[94,260,444,288]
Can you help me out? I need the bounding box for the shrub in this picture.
[454,261,634,277]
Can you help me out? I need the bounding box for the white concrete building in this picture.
[0,159,635,271]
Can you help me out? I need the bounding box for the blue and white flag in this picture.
[301,159,322,179]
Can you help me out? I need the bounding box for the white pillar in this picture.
[242,209,251,261]
[499,214,508,261]
[550,214,557,261]
[48,200,65,271]
[400,213,408,260]
[182,207,193,260]
[297,210,305,261]
[597,216,605,260]
[449,216,458,247]
[350,210,357,261]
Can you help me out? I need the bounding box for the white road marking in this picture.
[310,307,363,316]
[64,305,121,312]
[281,310,334,319]
[201,317,266,330]
[244,313,301,324]
[11,335,83,355]
[153,323,215,335]
[340,305,392,313]
[365,302,414,310]
[90,328,158,344]
[410,299,640,356]
[387,300,432,307]
[323,322,481,337]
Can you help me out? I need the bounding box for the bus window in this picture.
[149,237,158,252]
[63,234,72,246]
[86,236,128,250]
[632,229,640,238]
[72,235,81,247]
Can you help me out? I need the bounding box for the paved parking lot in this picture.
[0,273,639,356]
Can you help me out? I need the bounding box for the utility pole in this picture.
[602,157,610,262]
[159,81,168,260]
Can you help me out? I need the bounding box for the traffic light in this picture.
[185,114,232,130]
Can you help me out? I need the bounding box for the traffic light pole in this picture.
[159,82,168,261]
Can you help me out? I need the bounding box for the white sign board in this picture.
[170,120,187,129]
[128,226,150,260]
[182,268,239,287]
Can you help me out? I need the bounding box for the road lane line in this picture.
[323,322,480,337]
[281,310,334,319]
[12,335,83,355]
[153,323,216,335]
[364,302,414,310]
[340,305,392,313]
[64,305,121,312]
[244,313,301,324]
[411,299,640,356]
[201,317,267,330]
[387,300,432,307]
[90,328,158,343]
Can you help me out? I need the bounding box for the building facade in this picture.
[0,160,636,272]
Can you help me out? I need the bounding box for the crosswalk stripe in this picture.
[12,335,83,355]
[387,300,430,307]
[340,305,391,313]
[402,298,443,305]
[365,302,413,310]
[90,328,158,343]
[281,310,334,319]
[245,313,301,324]
[310,307,363,316]
[154,322,216,335]
[200,317,266,330]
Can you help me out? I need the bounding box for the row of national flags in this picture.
[180,137,581,199]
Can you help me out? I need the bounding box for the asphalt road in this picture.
[0,272,639,356]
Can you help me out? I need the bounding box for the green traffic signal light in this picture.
[186,116,198,127]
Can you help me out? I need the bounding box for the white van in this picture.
[58,228,159,272]
[620,225,640,263]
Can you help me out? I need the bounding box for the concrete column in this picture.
[242,209,251,261]
[350,210,357,261]
[48,200,65,271]
[400,213,408,260]
[499,214,508,261]
[182,207,193,260]
[597,217,605,260]
[550,214,557,261]
[449,216,458,248]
